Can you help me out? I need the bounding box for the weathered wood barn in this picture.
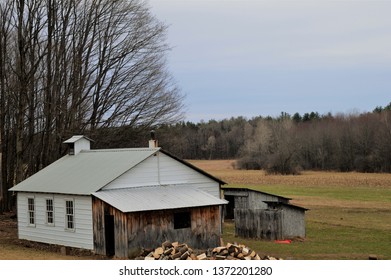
[10,136,227,258]
[222,187,308,240]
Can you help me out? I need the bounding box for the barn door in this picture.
[104,214,115,256]
[225,195,235,220]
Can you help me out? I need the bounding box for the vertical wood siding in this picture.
[17,192,93,249]
[234,209,283,240]
[92,197,106,255]
[281,205,306,238]
[93,199,222,258]
[233,207,306,240]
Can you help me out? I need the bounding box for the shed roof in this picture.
[264,201,309,211]
[222,187,292,201]
[9,148,159,195]
[93,185,228,213]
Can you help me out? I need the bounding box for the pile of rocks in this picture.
[139,241,280,260]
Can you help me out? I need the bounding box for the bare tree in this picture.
[0,0,184,211]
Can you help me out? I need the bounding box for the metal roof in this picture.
[9,148,159,195]
[264,201,309,211]
[63,135,94,143]
[93,185,228,213]
[222,187,292,200]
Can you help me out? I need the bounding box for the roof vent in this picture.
[63,135,93,155]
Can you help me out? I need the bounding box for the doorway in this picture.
[104,214,115,256]
[224,195,235,220]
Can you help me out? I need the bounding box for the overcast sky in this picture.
[147,0,391,122]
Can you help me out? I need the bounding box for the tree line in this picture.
[155,103,391,175]
[0,0,183,212]
[0,1,389,213]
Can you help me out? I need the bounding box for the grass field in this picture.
[189,160,391,260]
[1,159,390,260]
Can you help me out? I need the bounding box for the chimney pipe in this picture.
[149,130,158,148]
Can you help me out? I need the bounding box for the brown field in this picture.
[1,159,391,259]
[188,159,391,189]
[189,160,391,259]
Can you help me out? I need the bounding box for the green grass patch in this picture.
[222,220,391,260]
[222,183,391,259]
[228,184,391,203]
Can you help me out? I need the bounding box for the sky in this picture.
[147,0,391,122]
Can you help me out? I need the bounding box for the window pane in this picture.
[29,212,34,224]
[65,200,74,229]
[48,213,53,224]
[46,199,54,225]
[67,215,74,229]
[28,198,35,225]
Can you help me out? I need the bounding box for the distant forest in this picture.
[94,102,391,174]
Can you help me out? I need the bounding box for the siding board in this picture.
[103,152,221,199]
[224,188,306,240]
[93,200,222,258]
[17,192,93,249]
[234,209,283,240]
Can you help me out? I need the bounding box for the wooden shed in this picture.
[10,136,227,258]
[222,187,308,240]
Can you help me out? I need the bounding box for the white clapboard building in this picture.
[10,136,227,258]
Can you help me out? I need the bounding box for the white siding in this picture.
[103,155,159,189]
[158,153,221,197]
[103,152,221,198]
[74,137,91,155]
[17,192,93,249]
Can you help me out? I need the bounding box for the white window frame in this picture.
[65,199,75,231]
[27,196,35,227]
[45,198,54,226]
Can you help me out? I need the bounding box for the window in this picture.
[174,211,191,229]
[65,200,74,230]
[27,197,35,226]
[46,199,54,225]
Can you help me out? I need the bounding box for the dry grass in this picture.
[189,160,391,259]
[2,160,390,260]
[188,159,391,189]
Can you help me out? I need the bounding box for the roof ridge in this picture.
[82,147,160,153]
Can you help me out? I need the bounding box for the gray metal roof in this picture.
[93,185,228,213]
[222,187,292,201]
[264,201,309,211]
[63,135,94,143]
[9,148,159,195]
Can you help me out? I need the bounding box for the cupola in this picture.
[63,135,93,155]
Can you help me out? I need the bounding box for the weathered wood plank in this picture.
[234,208,282,240]
[94,199,222,258]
